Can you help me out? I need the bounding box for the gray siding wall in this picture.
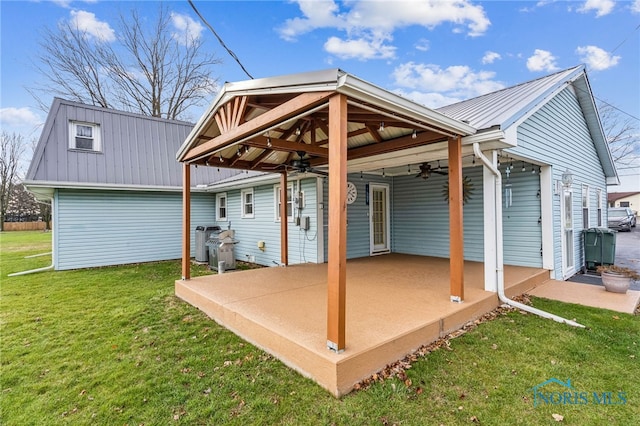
[54,189,214,270]
[212,177,320,266]
[510,86,608,277]
[30,100,234,187]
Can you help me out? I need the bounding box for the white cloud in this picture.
[415,38,430,52]
[170,12,204,46]
[0,107,41,129]
[393,89,462,109]
[391,62,505,107]
[324,35,396,60]
[576,45,620,71]
[482,51,501,64]
[632,0,640,13]
[526,49,559,72]
[577,0,615,17]
[279,0,490,60]
[68,10,115,42]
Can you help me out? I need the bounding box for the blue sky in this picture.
[1,0,638,183]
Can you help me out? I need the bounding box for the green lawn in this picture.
[1,231,638,425]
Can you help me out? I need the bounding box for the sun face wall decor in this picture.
[442,176,475,205]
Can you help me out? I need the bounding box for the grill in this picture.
[206,230,239,272]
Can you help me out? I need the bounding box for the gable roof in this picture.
[437,65,617,182]
[436,66,584,130]
[176,68,476,173]
[25,98,240,193]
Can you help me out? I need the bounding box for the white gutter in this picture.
[472,143,584,328]
[8,197,55,277]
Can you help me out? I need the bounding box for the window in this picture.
[582,185,589,229]
[274,184,293,222]
[596,189,603,227]
[216,193,227,221]
[241,188,254,218]
[69,121,101,151]
[620,201,630,207]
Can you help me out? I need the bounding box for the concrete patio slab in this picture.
[528,279,640,314]
[176,254,548,396]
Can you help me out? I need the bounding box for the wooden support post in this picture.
[280,172,289,266]
[327,93,347,352]
[448,136,464,302]
[181,163,191,280]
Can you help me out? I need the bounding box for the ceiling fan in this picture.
[415,161,448,180]
[270,151,328,176]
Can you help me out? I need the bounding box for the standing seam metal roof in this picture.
[436,66,584,130]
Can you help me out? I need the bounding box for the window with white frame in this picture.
[274,184,293,222]
[241,188,254,218]
[582,184,589,229]
[596,189,602,227]
[69,121,101,151]
[216,193,228,221]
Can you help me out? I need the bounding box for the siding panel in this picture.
[55,189,214,270]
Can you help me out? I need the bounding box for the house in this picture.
[608,191,640,212]
[24,98,240,270]
[177,65,618,283]
[174,65,618,376]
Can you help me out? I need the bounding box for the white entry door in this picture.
[561,188,575,278]
[370,184,390,254]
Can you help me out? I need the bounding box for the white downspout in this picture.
[473,143,584,328]
[8,197,55,277]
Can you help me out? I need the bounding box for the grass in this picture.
[1,231,639,425]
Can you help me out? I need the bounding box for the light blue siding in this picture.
[54,189,214,270]
[500,167,543,267]
[511,86,608,277]
[392,166,485,261]
[213,177,320,266]
[322,174,393,260]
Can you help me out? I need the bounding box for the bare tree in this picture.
[599,101,640,170]
[0,132,26,231]
[32,5,221,120]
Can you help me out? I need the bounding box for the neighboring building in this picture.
[24,98,240,270]
[608,191,640,213]
[178,65,618,285]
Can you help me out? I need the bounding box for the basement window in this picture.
[69,121,101,152]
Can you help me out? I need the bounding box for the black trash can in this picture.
[583,227,616,271]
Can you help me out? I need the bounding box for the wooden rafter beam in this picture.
[365,124,383,143]
[244,136,329,157]
[183,91,333,162]
[307,130,446,167]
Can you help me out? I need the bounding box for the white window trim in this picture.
[69,121,101,152]
[582,184,590,229]
[274,184,294,222]
[216,192,228,221]
[241,188,254,219]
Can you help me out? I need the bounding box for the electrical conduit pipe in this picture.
[472,143,584,328]
[8,197,55,277]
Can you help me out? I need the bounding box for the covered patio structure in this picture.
[175,69,524,394]
[176,255,547,396]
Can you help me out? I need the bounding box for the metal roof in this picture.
[176,68,476,173]
[25,98,241,191]
[436,66,584,130]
